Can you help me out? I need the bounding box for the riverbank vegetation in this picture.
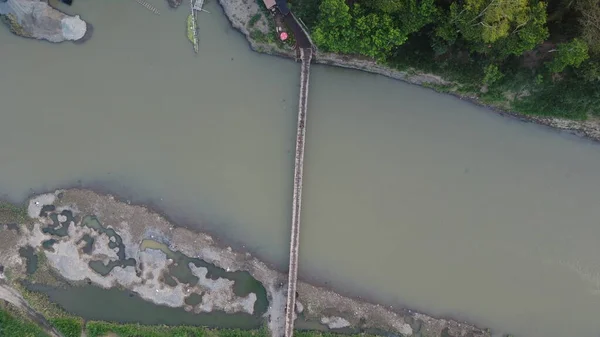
[0,305,47,337]
[0,306,385,337]
[0,202,29,224]
[291,0,600,119]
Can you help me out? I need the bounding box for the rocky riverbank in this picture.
[0,0,86,42]
[0,189,490,337]
[217,0,600,142]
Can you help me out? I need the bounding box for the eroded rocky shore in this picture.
[0,189,490,337]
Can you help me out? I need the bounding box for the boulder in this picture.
[61,15,85,40]
[0,0,87,42]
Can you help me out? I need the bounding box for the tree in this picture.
[436,0,549,56]
[483,64,504,84]
[491,1,548,57]
[361,0,404,13]
[313,1,411,60]
[547,38,590,72]
[396,0,438,34]
[351,6,406,59]
[576,0,600,55]
[576,58,600,82]
[312,0,354,53]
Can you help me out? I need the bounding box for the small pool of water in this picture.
[18,246,38,275]
[26,283,263,328]
[140,239,269,315]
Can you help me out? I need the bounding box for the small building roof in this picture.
[262,0,276,9]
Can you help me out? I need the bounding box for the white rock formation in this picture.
[321,316,351,329]
[61,15,86,40]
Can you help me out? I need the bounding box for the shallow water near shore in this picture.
[26,283,262,328]
[3,0,600,336]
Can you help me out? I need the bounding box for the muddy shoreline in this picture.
[0,189,490,337]
[2,181,275,268]
[3,183,493,334]
[3,184,491,333]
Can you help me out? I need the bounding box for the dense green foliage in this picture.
[49,317,82,337]
[0,308,380,337]
[292,0,600,118]
[85,322,267,337]
[546,38,589,72]
[0,308,48,337]
[85,322,373,337]
[312,0,436,59]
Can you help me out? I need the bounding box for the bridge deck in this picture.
[284,46,312,337]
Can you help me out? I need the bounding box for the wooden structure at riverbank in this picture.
[135,0,160,15]
[258,1,316,335]
[284,46,312,337]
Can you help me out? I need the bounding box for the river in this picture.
[2,1,600,336]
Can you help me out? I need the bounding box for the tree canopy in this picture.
[363,0,404,13]
[435,0,548,57]
[297,0,600,117]
[312,0,433,59]
[576,0,600,55]
[547,38,590,72]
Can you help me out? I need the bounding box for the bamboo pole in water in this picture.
[135,0,160,15]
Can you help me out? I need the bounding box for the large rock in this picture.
[61,15,85,40]
[0,0,87,42]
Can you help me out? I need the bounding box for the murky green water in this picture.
[3,0,600,336]
[26,283,262,328]
[139,239,268,313]
[18,246,38,275]
[36,212,269,319]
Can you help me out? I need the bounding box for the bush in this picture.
[483,64,504,85]
[0,308,48,337]
[86,321,211,337]
[248,14,262,28]
[50,317,82,337]
[0,201,29,224]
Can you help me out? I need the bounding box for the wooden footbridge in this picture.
[258,1,315,335]
[284,45,313,337]
[282,8,315,337]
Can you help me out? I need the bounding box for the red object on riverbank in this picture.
[280,32,288,41]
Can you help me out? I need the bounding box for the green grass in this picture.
[49,317,83,337]
[0,201,29,224]
[14,283,63,319]
[249,30,273,44]
[0,307,49,337]
[248,13,262,28]
[1,309,386,337]
[84,323,378,337]
[187,14,195,44]
[2,289,80,337]
[85,322,269,337]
